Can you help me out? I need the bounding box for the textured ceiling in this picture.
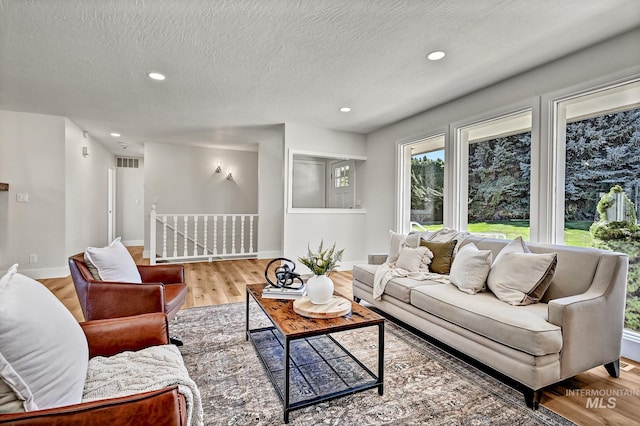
[1,0,639,156]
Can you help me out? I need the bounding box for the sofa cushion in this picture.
[410,284,562,356]
[449,243,492,294]
[488,252,557,305]
[0,264,89,412]
[84,237,142,283]
[353,264,378,287]
[420,240,457,274]
[352,264,443,303]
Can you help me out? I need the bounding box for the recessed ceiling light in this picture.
[147,72,166,81]
[110,132,121,137]
[339,107,351,112]
[426,50,446,61]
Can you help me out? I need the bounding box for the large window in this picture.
[400,134,445,232]
[556,80,640,333]
[458,110,532,240]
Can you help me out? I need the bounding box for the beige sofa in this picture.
[352,236,628,407]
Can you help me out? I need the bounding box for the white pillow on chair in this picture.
[84,237,142,283]
[0,264,88,412]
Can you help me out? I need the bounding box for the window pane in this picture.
[563,106,640,332]
[411,149,444,229]
[467,132,531,240]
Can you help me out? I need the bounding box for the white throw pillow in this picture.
[492,236,530,266]
[449,243,493,294]
[84,237,142,283]
[394,246,433,272]
[387,231,421,263]
[487,252,558,305]
[0,264,89,412]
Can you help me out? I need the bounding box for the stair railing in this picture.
[149,205,258,264]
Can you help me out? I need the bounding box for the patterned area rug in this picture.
[172,303,573,425]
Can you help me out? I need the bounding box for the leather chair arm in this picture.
[138,264,185,284]
[81,313,170,358]
[0,386,187,425]
[85,282,165,320]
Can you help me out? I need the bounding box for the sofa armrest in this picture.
[85,282,165,320]
[547,252,628,378]
[368,253,388,265]
[81,313,170,358]
[0,386,186,426]
[138,264,185,284]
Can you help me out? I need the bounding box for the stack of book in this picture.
[262,284,306,300]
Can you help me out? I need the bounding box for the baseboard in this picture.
[122,239,144,246]
[335,260,366,271]
[143,250,150,259]
[10,265,71,279]
[258,250,282,259]
[621,329,640,362]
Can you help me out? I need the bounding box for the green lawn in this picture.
[414,220,594,247]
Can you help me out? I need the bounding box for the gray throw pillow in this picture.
[487,252,557,305]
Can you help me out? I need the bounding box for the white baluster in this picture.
[173,216,178,257]
[249,216,254,253]
[222,216,227,255]
[162,216,168,258]
[240,216,245,254]
[213,216,218,255]
[183,216,189,257]
[150,205,157,265]
[203,216,208,256]
[193,216,198,256]
[231,216,236,254]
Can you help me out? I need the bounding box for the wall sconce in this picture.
[226,171,233,181]
[215,164,222,173]
[82,146,90,157]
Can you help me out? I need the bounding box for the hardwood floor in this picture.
[39,248,640,426]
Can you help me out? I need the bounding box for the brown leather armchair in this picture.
[0,313,188,425]
[68,253,188,322]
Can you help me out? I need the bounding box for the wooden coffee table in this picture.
[245,284,384,423]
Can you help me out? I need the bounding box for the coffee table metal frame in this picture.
[245,284,384,423]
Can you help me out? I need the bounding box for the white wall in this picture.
[144,142,259,253]
[0,111,114,278]
[257,135,285,258]
[116,158,145,245]
[283,123,367,270]
[65,119,115,256]
[365,28,640,254]
[0,111,66,277]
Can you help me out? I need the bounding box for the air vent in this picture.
[116,157,139,168]
[620,361,635,372]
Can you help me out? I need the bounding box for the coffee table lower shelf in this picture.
[247,326,382,422]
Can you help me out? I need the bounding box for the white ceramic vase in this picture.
[306,274,334,305]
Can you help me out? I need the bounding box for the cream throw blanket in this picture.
[82,345,203,426]
[373,262,450,300]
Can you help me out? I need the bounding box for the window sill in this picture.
[287,208,367,215]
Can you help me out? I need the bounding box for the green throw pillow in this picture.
[420,240,457,274]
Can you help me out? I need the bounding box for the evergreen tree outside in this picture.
[468,132,531,222]
[411,154,444,224]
